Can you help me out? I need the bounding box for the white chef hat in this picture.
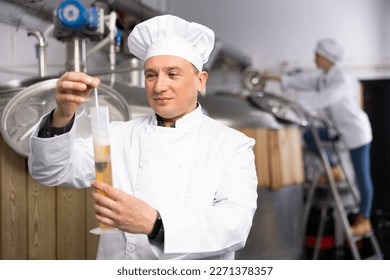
[315,38,344,63]
[127,14,215,71]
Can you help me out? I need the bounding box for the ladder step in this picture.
[351,235,364,243]
[351,230,375,242]
[343,204,359,213]
[364,254,383,260]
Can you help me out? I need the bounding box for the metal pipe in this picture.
[108,11,118,86]
[66,38,87,72]
[27,29,47,77]
[103,0,160,21]
[86,36,110,57]
[43,24,54,40]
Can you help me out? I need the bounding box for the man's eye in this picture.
[146,73,156,79]
[169,73,178,77]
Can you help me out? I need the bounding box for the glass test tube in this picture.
[89,106,116,234]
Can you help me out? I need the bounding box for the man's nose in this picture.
[154,75,168,92]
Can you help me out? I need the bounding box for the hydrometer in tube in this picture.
[89,88,117,234]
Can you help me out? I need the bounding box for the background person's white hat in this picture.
[127,14,215,71]
[315,38,344,63]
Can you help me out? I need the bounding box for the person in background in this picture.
[28,14,258,259]
[262,38,373,236]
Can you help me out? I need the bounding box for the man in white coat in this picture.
[263,39,373,236]
[28,14,258,259]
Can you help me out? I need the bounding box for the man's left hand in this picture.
[91,180,157,235]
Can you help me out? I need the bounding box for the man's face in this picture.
[144,55,208,126]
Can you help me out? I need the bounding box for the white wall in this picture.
[164,0,390,79]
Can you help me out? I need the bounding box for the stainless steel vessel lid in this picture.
[248,91,309,126]
[1,79,130,157]
[0,75,58,91]
[0,76,57,121]
[198,92,282,129]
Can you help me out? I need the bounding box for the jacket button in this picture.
[127,244,136,253]
[140,160,148,168]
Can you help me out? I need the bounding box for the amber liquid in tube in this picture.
[94,145,114,229]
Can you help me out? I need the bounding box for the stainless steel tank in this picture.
[198,92,283,129]
[248,91,310,127]
[1,79,130,157]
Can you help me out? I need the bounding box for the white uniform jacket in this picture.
[281,66,372,149]
[28,105,258,260]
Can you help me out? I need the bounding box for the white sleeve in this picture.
[281,71,351,111]
[281,72,319,91]
[289,78,350,111]
[28,113,95,188]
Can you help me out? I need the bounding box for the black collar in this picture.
[156,114,176,128]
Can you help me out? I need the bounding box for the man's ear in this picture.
[197,71,208,93]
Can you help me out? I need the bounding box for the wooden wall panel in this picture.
[0,137,28,259]
[255,128,270,187]
[27,176,56,259]
[85,187,99,259]
[237,127,304,190]
[0,136,100,260]
[287,128,304,184]
[268,127,305,189]
[237,128,270,188]
[0,138,3,258]
[56,187,87,259]
[268,128,289,189]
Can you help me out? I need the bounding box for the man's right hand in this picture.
[52,72,101,127]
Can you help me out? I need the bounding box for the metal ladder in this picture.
[301,125,383,260]
[245,90,382,259]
